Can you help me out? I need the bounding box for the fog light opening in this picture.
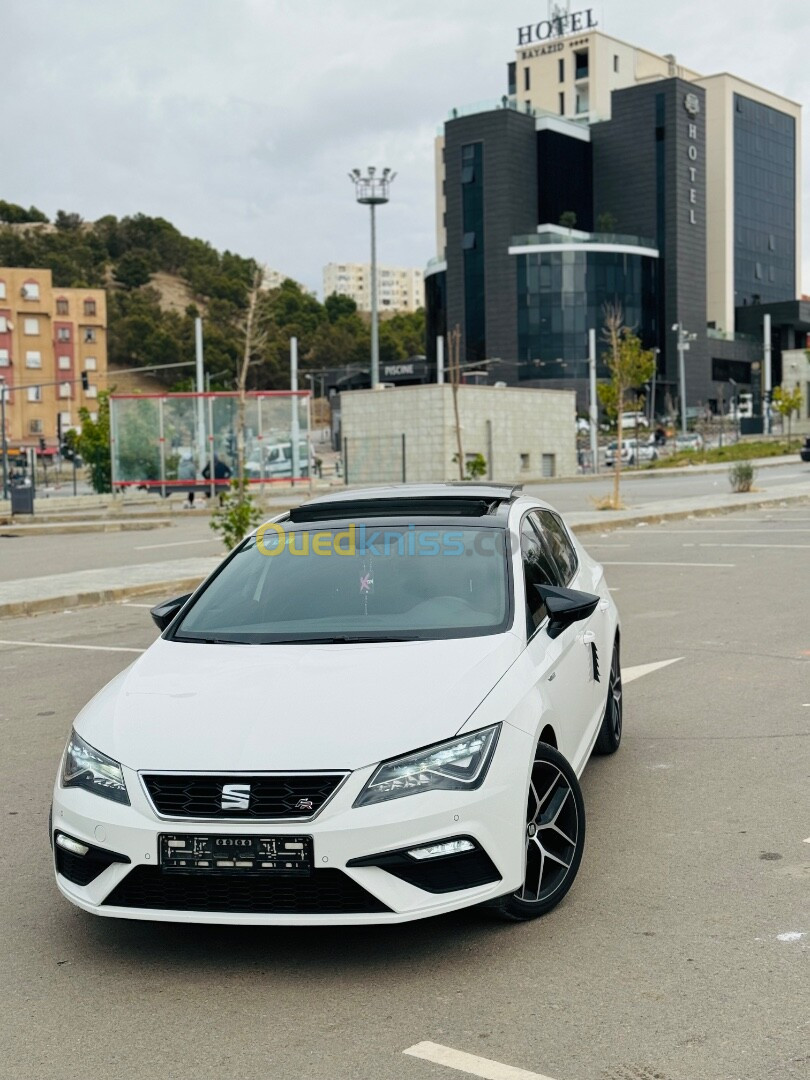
[56,833,90,857]
[407,839,476,861]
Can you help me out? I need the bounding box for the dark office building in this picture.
[427,37,802,418]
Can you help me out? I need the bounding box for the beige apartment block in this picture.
[0,267,107,450]
[323,263,425,313]
[260,268,314,295]
[340,384,576,483]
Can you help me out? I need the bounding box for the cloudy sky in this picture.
[3,0,808,295]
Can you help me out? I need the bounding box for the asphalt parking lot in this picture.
[1,503,807,1080]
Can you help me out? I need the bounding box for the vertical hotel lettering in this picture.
[684,93,701,225]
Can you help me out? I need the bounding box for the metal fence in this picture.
[110,392,311,495]
[343,434,406,485]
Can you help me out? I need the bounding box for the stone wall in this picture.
[341,385,576,483]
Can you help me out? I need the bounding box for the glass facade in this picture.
[733,93,796,307]
[516,248,658,380]
[461,142,486,364]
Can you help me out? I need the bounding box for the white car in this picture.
[245,441,312,480]
[51,484,622,926]
[604,439,658,467]
[619,411,650,430]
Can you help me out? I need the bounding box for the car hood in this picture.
[75,633,523,772]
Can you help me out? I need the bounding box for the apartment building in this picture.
[0,267,107,450]
[323,263,425,313]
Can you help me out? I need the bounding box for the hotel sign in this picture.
[516,9,598,45]
[684,93,701,225]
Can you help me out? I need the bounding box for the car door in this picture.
[520,513,591,770]
[531,509,607,769]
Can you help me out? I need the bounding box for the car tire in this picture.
[487,742,585,921]
[593,635,622,756]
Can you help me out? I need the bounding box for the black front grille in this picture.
[103,866,390,914]
[142,773,346,820]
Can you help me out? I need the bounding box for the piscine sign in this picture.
[516,9,598,45]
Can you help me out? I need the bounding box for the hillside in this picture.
[0,203,426,391]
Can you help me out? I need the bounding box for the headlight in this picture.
[61,730,130,805]
[353,725,500,808]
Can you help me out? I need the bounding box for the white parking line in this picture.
[623,658,683,684]
[638,528,810,534]
[403,1042,558,1080]
[696,543,810,550]
[0,639,144,654]
[119,603,157,608]
[601,560,735,568]
[134,538,220,551]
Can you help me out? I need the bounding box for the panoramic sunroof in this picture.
[288,497,505,523]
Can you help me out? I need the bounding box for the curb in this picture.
[568,490,810,534]
[0,576,207,620]
[0,520,172,537]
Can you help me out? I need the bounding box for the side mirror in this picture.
[535,585,600,640]
[150,594,192,632]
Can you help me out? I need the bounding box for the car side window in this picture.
[521,517,560,637]
[533,511,578,585]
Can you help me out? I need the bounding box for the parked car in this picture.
[800,436,810,463]
[673,432,704,452]
[245,441,312,480]
[619,411,650,430]
[604,439,658,467]
[51,483,622,926]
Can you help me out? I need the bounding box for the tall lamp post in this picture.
[349,167,397,389]
[672,322,697,435]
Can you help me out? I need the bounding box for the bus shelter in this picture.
[110,392,311,496]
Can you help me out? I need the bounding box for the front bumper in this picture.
[51,724,531,925]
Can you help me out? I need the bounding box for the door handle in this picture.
[582,631,596,644]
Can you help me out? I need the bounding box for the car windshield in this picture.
[172,523,510,643]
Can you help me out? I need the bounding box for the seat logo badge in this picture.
[295,798,315,812]
[221,784,251,810]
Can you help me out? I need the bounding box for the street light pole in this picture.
[588,328,599,475]
[673,323,696,436]
[349,167,397,389]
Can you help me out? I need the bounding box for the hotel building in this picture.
[427,9,803,416]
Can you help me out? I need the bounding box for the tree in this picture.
[596,211,618,233]
[54,210,84,231]
[0,200,48,224]
[559,211,578,231]
[114,251,153,290]
[771,384,803,447]
[597,305,656,508]
[76,392,112,493]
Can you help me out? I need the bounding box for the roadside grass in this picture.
[644,440,795,470]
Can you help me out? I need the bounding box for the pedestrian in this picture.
[178,453,196,508]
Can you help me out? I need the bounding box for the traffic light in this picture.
[81,371,90,391]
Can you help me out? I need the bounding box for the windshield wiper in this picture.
[266,635,421,645]
[173,636,254,645]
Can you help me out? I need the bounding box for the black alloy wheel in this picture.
[489,742,585,921]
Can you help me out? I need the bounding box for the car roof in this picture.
[287,483,523,524]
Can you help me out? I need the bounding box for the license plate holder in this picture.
[159,834,313,876]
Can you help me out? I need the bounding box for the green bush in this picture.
[729,461,755,493]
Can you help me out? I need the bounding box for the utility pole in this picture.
[763,313,772,435]
[290,336,300,482]
[436,336,445,385]
[448,325,464,480]
[194,317,206,474]
[588,328,599,474]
